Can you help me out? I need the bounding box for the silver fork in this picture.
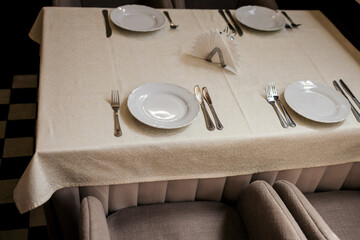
[270,82,296,127]
[266,85,288,128]
[111,90,122,137]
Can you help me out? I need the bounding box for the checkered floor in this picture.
[0,75,49,239]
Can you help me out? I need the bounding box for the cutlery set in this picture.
[105,9,356,133]
[111,86,223,135]
[194,85,223,131]
[333,79,360,122]
[218,9,243,37]
[102,9,299,38]
[266,82,296,128]
[266,80,360,127]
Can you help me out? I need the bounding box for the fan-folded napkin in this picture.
[190,30,240,74]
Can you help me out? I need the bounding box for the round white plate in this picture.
[284,81,351,123]
[127,83,200,129]
[235,5,285,31]
[110,5,166,32]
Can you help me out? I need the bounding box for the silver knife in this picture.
[333,80,360,122]
[218,9,235,33]
[202,87,223,130]
[339,79,360,109]
[102,10,112,38]
[224,9,243,36]
[194,85,215,131]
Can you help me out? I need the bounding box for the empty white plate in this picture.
[127,83,200,129]
[284,81,350,123]
[235,5,285,31]
[110,5,166,32]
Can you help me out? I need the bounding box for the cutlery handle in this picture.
[281,11,294,24]
[354,98,360,109]
[277,100,296,127]
[350,105,360,123]
[113,111,122,137]
[102,10,112,38]
[333,80,360,123]
[200,104,215,131]
[209,105,224,130]
[271,102,288,128]
[224,9,243,36]
[218,9,235,32]
[163,11,173,24]
[339,79,360,109]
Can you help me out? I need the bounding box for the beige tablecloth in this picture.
[14,7,360,213]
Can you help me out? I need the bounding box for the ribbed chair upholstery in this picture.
[52,0,279,9]
[79,180,307,240]
[44,163,360,240]
[180,0,278,9]
[273,180,360,240]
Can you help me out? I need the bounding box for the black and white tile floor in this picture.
[0,75,49,239]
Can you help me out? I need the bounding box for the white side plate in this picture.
[110,5,166,32]
[284,81,351,123]
[128,83,200,129]
[235,5,285,31]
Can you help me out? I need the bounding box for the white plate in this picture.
[110,5,166,32]
[284,81,351,123]
[127,83,200,129]
[235,5,285,31]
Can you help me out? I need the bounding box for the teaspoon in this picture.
[163,11,179,29]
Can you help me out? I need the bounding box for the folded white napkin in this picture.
[190,30,240,74]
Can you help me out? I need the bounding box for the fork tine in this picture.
[115,90,119,104]
[270,82,276,95]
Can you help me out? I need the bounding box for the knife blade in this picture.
[194,85,215,131]
[333,80,360,122]
[224,9,243,36]
[218,9,235,33]
[339,79,360,109]
[102,10,112,38]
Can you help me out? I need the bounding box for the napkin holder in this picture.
[206,47,226,68]
[189,30,239,74]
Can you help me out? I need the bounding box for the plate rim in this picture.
[127,82,200,129]
[235,5,285,31]
[110,4,166,32]
[284,80,351,123]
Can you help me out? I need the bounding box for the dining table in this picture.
[14,6,360,214]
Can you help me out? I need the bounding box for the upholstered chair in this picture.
[172,0,278,9]
[52,0,279,9]
[79,180,307,240]
[273,180,360,240]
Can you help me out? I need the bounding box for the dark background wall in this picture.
[277,0,360,50]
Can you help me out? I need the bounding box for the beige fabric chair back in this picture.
[45,162,360,240]
[53,0,278,9]
[181,0,278,9]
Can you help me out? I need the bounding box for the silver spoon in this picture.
[163,11,179,29]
